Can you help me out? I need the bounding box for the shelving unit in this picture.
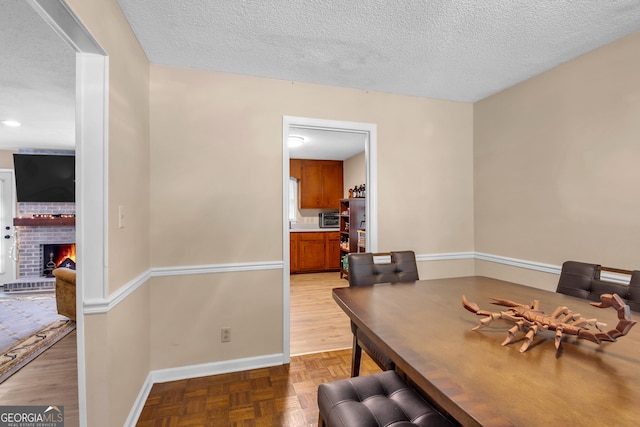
[339,198,365,279]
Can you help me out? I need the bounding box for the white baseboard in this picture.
[124,371,154,427]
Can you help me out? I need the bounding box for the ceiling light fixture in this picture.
[1,120,21,127]
[288,135,305,147]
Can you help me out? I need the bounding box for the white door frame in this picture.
[28,2,108,426]
[0,169,17,283]
[282,115,377,362]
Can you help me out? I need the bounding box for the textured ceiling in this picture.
[0,0,75,150]
[2,1,640,152]
[118,0,640,102]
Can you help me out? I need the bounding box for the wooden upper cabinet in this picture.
[293,159,343,209]
[321,162,343,208]
[290,159,302,180]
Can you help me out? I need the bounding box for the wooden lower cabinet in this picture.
[290,231,340,273]
[325,232,341,270]
[297,232,326,272]
[290,235,299,273]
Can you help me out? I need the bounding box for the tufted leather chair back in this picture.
[556,261,640,311]
[347,251,419,287]
[345,250,419,376]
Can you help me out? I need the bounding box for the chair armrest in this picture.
[53,267,76,285]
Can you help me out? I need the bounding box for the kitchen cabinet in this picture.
[290,231,341,273]
[290,233,299,272]
[290,159,343,209]
[290,158,302,180]
[339,198,365,279]
[325,232,341,270]
[297,232,326,272]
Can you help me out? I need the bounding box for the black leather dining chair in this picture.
[347,251,419,376]
[556,260,640,312]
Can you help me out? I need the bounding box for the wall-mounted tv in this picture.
[13,154,75,202]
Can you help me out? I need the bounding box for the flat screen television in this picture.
[13,154,75,202]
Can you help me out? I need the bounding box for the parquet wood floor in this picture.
[136,349,380,427]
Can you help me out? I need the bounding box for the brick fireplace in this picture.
[12,202,76,287]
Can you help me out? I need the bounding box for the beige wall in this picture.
[149,64,475,371]
[150,270,282,369]
[150,65,474,262]
[474,30,640,286]
[343,151,365,197]
[0,150,17,169]
[66,0,151,425]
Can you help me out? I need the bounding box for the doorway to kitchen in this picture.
[282,116,377,360]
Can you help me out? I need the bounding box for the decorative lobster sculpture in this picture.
[462,293,637,353]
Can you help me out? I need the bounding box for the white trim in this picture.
[281,125,292,365]
[600,272,633,284]
[416,252,476,262]
[0,169,17,281]
[123,372,154,427]
[83,269,150,314]
[474,252,561,275]
[74,52,109,427]
[475,252,632,284]
[83,261,283,314]
[364,127,378,253]
[151,260,283,277]
[125,354,284,427]
[151,353,284,384]
[27,0,105,55]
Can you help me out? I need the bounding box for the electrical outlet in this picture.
[221,327,231,343]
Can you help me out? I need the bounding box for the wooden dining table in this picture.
[332,276,640,427]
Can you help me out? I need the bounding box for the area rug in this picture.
[0,293,61,351]
[0,318,76,384]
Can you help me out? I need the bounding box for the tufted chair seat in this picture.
[347,251,419,376]
[556,261,640,311]
[317,370,456,427]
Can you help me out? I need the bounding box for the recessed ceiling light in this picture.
[1,120,21,127]
[288,136,304,147]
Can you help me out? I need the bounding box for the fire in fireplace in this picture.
[42,243,76,277]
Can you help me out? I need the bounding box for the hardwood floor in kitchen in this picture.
[289,271,352,355]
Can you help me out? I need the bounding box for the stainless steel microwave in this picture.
[319,212,339,228]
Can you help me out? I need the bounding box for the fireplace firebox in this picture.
[42,243,76,277]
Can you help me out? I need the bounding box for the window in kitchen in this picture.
[289,177,298,222]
